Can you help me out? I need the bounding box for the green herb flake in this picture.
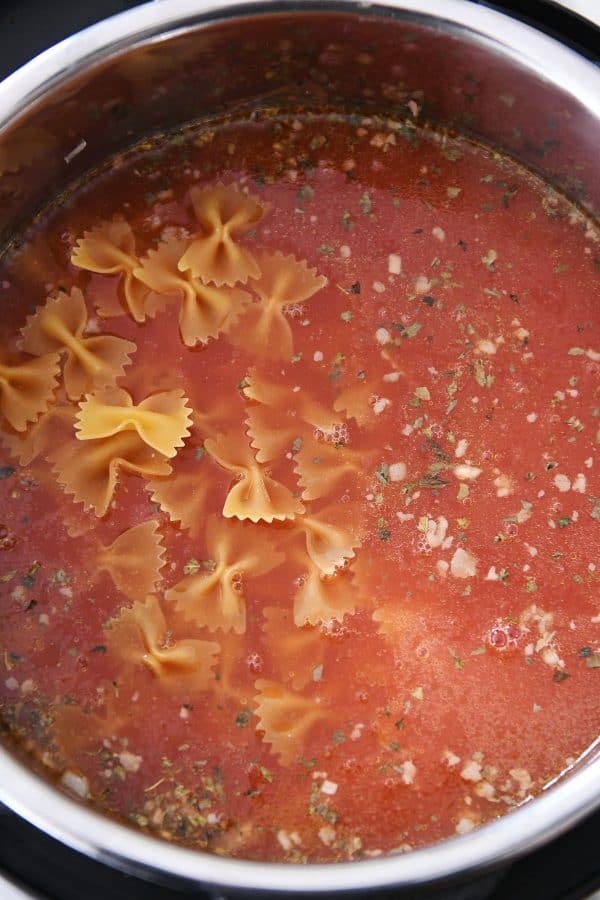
[394,321,422,339]
[329,353,345,384]
[481,248,497,270]
[312,664,324,682]
[235,709,252,728]
[450,649,465,670]
[259,765,273,783]
[553,669,570,683]
[473,358,495,388]
[318,244,334,256]
[194,445,206,461]
[183,558,201,576]
[558,516,573,529]
[375,463,390,485]
[419,473,449,491]
[296,184,314,202]
[526,577,538,593]
[292,437,303,453]
[590,499,600,522]
[379,527,392,542]
[350,282,361,294]
[21,561,41,589]
[0,570,17,583]
[291,351,303,363]
[568,347,585,356]
[566,415,584,432]
[441,144,464,162]
[340,210,354,231]
[395,718,405,730]
[51,569,70,584]
[498,567,510,585]
[332,729,346,745]
[340,310,353,323]
[0,466,15,480]
[359,192,372,215]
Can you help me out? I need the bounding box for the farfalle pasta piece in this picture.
[333,377,394,427]
[19,288,136,401]
[245,403,299,465]
[71,219,165,321]
[254,679,325,765]
[55,429,172,516]
[293,441,365,501]
[134,236,251,346]
[75,386,192,458]
[0,403,75,466]
[148,454,211,533]
[178,183,266,286]
[373,602,440,666]
[294,563,357,628]
[0,352,60,432]
[0,126,57,176]
[96,520,166,602]
[243,368,342,463]
[148,448,230,536]
[205,432,304,523]
[9,233,66,288]
[147,408,237,533]
[210,632,254,706]
[232,252,327,361]
[373,605,413,642]
[300,505,362,577]
[166,518,283,634]
[192,395,242,441]
[51,694,128,765]
[262,607,327,690]
[106,595,220,686]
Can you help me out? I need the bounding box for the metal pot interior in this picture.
[0,0,599,893]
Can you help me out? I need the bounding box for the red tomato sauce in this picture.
[0,113,599,862]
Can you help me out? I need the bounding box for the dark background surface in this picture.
[0,1,598,898]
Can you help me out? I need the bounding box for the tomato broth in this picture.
[0,112,598,862]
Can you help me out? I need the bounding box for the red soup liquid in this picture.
[0,113,599,862]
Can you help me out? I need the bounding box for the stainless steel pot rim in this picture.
[0,0,599,132]
[0,0,599,891]
[2,746,599,891]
